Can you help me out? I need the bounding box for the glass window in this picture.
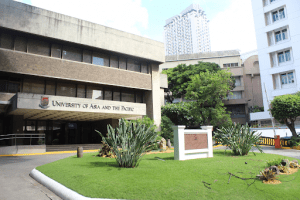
[113,89,120,101]
[92,52,109,66]
[92,89,103,100]
[62,46,82,62]
[45,81,55,95]
[0,33,13,50]
[56,82,76,97]
[0,80,7,92]
[281,74,287,85]
[14,36,27,52]
[127,59,141,72]
[228,91,242,100]
[86,85,102,99]
[279,9,285,19]
[141,63,148,74]
[83,50,92,63]
[272,11,278,22]
[285,50,291,61]
[122,90,135,102]
[28,39,50,56]
[51,44,62,58]
[288,72,294,84]
[234,77,242,86]
[77,85,86,98]
[119,57,127,70]
[110,56,118,68]
[8,82,20,93]
[282,29,287,40]
[136,92,143,103]
[275,31,281,42]
[278,52,284,63]
[23,79,45,94]
[104,89,112,100]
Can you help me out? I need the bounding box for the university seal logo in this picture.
[39,96,49,109]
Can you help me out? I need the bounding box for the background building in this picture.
[250,0,300,124]
[164,4,211,56]
[160,50,263,125]
[0,0,166,154]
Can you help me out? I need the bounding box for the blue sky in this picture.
[15,0,257,53]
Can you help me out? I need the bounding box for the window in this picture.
[223,63,239,68]
[23,79,45,94]
[234,77,242,87]
[0,33,13,50]
[127,59,141,72]
[278,50,291,63]
[62,46,82,62]
[281,72,294,85]
[274,28,288,43]
[92,52,109,66]
[28,39,50,56]
[56,82,76,97]
[272,8,285,22]
[228,91,242,100]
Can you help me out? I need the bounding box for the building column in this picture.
[145,63,161,130]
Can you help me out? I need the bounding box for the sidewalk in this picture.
[214,145,300,159]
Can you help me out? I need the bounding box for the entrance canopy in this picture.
[9,93,146,121]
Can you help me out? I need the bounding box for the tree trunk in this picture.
[285,119,298,137]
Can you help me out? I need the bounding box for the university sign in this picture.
[12,93,146,116]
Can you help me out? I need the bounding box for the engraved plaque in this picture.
[184,134,208,150]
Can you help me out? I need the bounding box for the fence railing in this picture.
[214,137,290,147]
[0,133,45,146]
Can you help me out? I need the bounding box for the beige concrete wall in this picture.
[145,63,161,129]
[0,0,165,63]
[243,56,263,108]
[0,92,15,101]
[0,49,152,90]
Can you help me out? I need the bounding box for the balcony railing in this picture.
[0,133,45,146]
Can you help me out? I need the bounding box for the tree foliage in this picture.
[270,94,300,137]
[185,69,235,127]
[160,116,175,144]
[161,102,201,128]
[162,62,222,103]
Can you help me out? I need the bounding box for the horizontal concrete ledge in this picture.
[30,168,120,200]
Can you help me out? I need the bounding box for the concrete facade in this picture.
[160,51,263,124]
[0,0,166,150]
[250,0,300,121]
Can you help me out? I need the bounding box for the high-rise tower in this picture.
[164,4,211,56]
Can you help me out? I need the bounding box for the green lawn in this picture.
[36,150,300,200]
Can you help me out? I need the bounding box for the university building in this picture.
[0,0,166,153]
[160,50,263,125]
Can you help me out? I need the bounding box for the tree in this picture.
[161,102,201,128]
[162,62,222,103]
[160,116,175,144]
[270,94,300,137]
[185,69,235,127]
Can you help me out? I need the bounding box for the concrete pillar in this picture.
[201,126,214,158]
[173,125,186,160]
[145,63,161,130]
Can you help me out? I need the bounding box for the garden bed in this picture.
[36,150,300,200]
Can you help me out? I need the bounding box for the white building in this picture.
[164,4,211,56]
[250,0,300,122]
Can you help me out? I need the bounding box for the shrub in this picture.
[289,136,300,147]
[161,116,175,144]
[214,123,263,156]
[96,118,157,168]
[266,158,283,167]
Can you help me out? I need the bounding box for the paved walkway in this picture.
[0,147,299,200]
[214,145,300,159]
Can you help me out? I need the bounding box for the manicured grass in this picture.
[36,150,300,200]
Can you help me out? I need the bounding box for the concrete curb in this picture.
[29,168,119,200]
[0,150,98,157]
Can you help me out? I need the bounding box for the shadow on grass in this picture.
[146,157,175,161]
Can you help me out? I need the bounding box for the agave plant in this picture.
[214,123,263,156]
[96,118,157,168]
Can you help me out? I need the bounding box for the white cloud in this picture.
[30,0,148,36]
[209,0,257,54]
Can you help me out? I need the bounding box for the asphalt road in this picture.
[0,153,75,200]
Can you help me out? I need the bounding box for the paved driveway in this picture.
[0,153,75,200]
